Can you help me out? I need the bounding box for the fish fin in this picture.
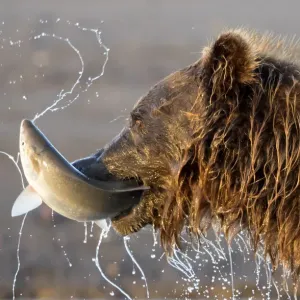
[94,219,109,231]
[11,185,43,217]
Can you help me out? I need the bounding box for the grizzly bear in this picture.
[74,28,300,281]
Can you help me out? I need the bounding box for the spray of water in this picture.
[32,24,109,121]
[94,223,133,300]
[0,152,26,299]
[123,236,150,298]
[228,245,235,300]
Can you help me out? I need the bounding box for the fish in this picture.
[11,119,149,230]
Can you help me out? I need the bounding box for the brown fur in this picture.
[100,29,300,281]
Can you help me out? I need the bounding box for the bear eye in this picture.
[130,112,143,128]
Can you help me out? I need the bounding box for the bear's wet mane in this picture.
[158,29,300,282]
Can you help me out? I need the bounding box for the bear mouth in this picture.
[72,149,155,234]
[111,205,139,228]
[70,154,149,221]
[110,200,151,235]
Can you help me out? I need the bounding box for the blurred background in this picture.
[0,1,299,299]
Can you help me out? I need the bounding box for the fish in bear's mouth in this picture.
[11,119,149,230]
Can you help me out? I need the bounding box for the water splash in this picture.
[94,223,133,300]
[12,214,27,300]
[228,245,235,300]
[0,151,26,299]
[167,245,195,279]
[57,238,72,268]
[83,222,87,243]
[31,21,109,122]
[123,236,150,298]
[32,32,84,121]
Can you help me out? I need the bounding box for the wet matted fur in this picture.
[99,28,300,281]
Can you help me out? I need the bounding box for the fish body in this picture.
[12,119,148,229]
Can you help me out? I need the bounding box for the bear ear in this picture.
[201,31,258,95]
